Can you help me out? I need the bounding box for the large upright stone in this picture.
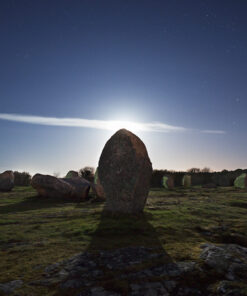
[0,170,14,192]
[98,129,152,214]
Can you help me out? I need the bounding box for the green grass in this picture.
[0,186,247,295]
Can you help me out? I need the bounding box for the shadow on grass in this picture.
[0,195,75,215]
[86,210,173,263]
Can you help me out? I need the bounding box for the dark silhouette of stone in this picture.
[62,177,90,200]
[98,129,152,214]
[91,168,105,201]
[0,280,23,294]
[31,174,90,200]
[0,170,14,192]
[91,183,105,201]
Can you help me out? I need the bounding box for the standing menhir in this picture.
[98,129,152,214]
[162,175,174,189]
[182,175,191,187]
[234,173,247,189]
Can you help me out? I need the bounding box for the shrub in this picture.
[13,171,31,186]
[79,166,95,182]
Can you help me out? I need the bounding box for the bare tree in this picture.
[14,171,31,186]
[187,168,200,173]
[201,167,211,173]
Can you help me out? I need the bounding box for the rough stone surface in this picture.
[62,177,91,200]
[200,244,247,280]
[130,282,169,296]
[122,261,198,281]
[0,280,23,294]
[31,243,247,295]
[0,170,14,192]
[216,280,245,296]
[79,287,120,296]
[31,174,72,198]
[98,129,152,214]
[33,247,204,296]
[31,174,90,200]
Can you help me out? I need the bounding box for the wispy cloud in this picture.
[0,113,225,134]
[201,130,226,134]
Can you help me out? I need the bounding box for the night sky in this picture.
[0,0,247,175]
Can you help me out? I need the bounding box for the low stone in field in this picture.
[65,170,79,178]
[200,244,247,280]
[31,174,90,200]
[0,170,14,192]
[62,177,90,200]
[98,129,152,214]
[0,280,23,294]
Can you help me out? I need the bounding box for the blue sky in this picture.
[0,0,247,175]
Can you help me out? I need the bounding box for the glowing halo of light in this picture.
[0,113,225,134]
[103,120,146,133]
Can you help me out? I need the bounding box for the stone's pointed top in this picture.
[116,128,129,133]
[98,129,152,214]
[110,128,148,159]
[113,128,135,137]
[115,128,140,135]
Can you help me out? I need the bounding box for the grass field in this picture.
[0,186,247,295]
